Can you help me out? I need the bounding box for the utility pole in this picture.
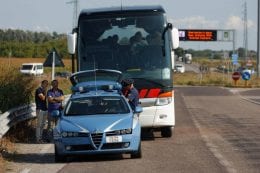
[257,0,260,77]
[243,1,248,62]
[66,0,79,29]
[67,0,79,73]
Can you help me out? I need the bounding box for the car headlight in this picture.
[73,132,79,137]
[61,132,68,137]
[115,130,121,135]
[110,128,132,135]
[61,131,88,138]
[125,128,132,134]
[120,129,126,134]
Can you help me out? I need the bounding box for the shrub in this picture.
[0,155,4,172]
[0,65,36,113]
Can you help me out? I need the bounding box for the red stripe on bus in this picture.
[139,89,148,98]
[146,88,161,98]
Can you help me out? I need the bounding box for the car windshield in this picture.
[65,96,130,116]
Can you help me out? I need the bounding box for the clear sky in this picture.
[0,0,257,51]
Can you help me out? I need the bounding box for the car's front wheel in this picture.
[131,142,142,159]
[55,146,66,163]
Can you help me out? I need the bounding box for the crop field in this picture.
[1,57,259,89]
[0,57,72,71]
[0,57,73,94]
[174,58,260,88]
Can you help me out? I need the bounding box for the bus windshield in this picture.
[78,14,172,88]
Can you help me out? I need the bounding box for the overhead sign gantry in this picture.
[179,29,217,41]
[179,29,236,54]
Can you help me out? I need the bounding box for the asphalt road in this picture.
[5,87,260,173]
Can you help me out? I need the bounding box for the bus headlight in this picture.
[155,97,172,106]
[155,91,173,106]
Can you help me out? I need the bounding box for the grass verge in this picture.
[174,71,260,88]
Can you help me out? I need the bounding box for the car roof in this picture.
[70,89,122,100]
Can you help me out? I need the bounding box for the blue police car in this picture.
[53,69,142,162]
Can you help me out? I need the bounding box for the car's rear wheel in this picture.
[131,142,142,159]
[55,146,66,163]
[161,127,173,138]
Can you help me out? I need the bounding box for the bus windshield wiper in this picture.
[132,78,166,88]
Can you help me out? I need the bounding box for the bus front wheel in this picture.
[161,127,173,138]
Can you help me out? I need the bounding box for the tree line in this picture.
[175,47,256,60]
[0,28,257,60]
[0,29,69,58]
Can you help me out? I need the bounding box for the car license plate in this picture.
[106,136,122,143]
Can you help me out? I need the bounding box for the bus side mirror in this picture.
[171,27,179,49]
[67,33,77,54]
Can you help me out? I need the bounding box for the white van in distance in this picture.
[20,63,44,75]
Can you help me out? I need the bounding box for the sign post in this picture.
[43,48,65,80]
[52,51,55,81]
[231,54,238,65]
[242,71,251,87]
[232,71,240,86]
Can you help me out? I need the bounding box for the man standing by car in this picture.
[121,78,139,110]
[35,80,48,143]
[47,80,64,132]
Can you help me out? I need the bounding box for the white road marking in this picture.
[183,94,238,173]
[19,168,31,173]
[193,116,237,173]
[19,144,55,173]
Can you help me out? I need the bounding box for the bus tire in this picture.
[161,127,173,138]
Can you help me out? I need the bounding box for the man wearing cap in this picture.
[121,78,139,110]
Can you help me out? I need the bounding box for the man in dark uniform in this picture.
[35,80,48,143]
[121,78,139,110]
[47,80,64,131]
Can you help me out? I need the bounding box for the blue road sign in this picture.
[242,71,251,80]
[232,54,238,65]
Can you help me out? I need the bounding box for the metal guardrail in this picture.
[0,95,70,139]
[0,103,36,138]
